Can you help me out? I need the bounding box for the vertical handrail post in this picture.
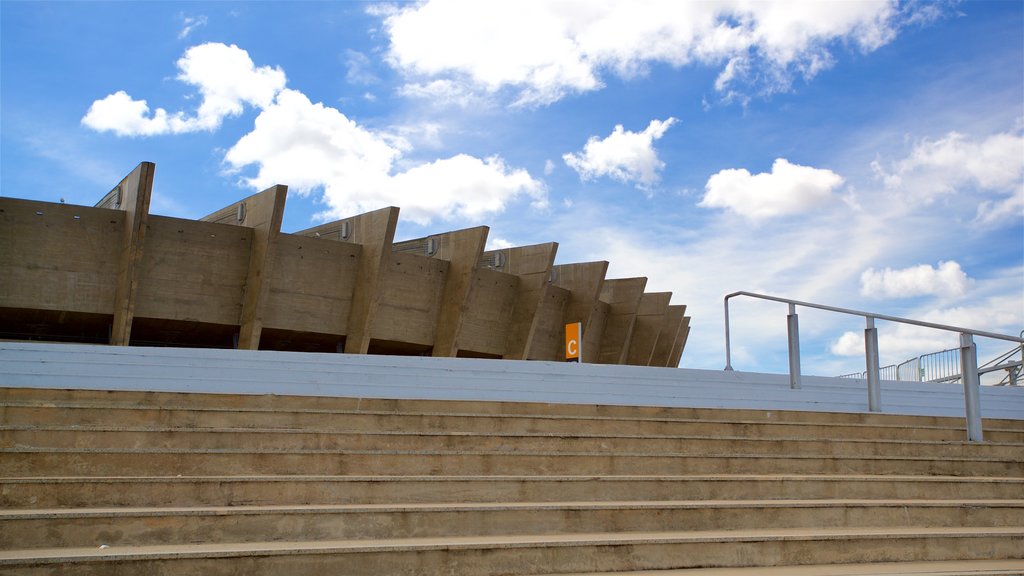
[724,297,733,371]
[960,333,983,442]
[865,316,882,412]
[787,303,801,389]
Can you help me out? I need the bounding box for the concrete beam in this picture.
[650,305,686,367]
[625,292,672,366]
[296,207,400,354]
[202,186,288,350]
[552,261,609,363]
[103,162,155,346]
[526,285,571,361]
[669,316,691,368]
[479,243,558,360]
[596,277,647,365]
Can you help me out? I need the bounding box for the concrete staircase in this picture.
[1,343,1023,574]
[1,389,1022,574]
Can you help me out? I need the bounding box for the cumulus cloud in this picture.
[860,261,973,299]
[82,43,286,136]
[872,131,1024,202]
[379,0,919,105]
[563,118,676,189]
[699,158,844,221]
[224,89,546,225]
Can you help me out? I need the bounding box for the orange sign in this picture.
[565,322,581,362]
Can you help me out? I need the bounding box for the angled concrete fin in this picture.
[214,186,289,349]
[552,261,609,363]
[626,292,672,366]
[596,277,648,365]
[106,162,155,346]
[479,243,558,359]
[651,305,686,367]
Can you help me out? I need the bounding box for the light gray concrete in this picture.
[1,342,1022,420]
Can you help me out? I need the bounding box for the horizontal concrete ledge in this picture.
[5,499,1023,520]
[553,559,1024,575]
[5,473,1021,484]
[3,527,1023,564]
[2,343,1022,419]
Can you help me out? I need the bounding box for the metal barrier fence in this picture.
[723,291,1024,442]
[840,348,962,383]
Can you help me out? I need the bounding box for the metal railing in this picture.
[723,291,1024,442]
[839,347,962,382]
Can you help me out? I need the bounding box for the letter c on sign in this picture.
[565,322,581,362]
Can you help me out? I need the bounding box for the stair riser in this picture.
[6,478,1019,508]
[2,534,1021,576]
[4,406,1017,443]
[4,505,1022,549]
[4,387,1022,430]
[4,429,1018,460]
[5,452,1020,477]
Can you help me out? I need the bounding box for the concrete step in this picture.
[8,387,1024,430]
[3,500,1022,550]
[4,475,1022,508]
[1,527,1022,575]
[548,559,1024,575]
[4,448,1021,477]
[4,426,1021,460]
[3,403,1022,443]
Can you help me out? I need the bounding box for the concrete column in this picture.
[427,227,489,357]
[493,242,558,360]
[596,277,647,365]
[295,206,400,354]
[552,261,609,363]
[106,162,155,346]
[650,305,686,367]
[669,317,690,368]
[201,185,288,350]
[626,292,672,366]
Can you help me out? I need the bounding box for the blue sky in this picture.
[2,1,1022,377]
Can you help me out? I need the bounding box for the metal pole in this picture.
[960,333,983,442]
[865,317,881,412]
[787,303,801,390]
[724,297,733,371]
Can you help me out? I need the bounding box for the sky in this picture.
[2,1,1022,379]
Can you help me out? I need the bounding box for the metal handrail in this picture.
[723,291,1024,442]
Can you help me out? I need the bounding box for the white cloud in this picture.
[486,237,515,251]
[224,89,546,225]
[860,261,973,299]
[178,14,208,40]
[872,131,1024,202]
[379,0,917,106]
[975,187,1024,227]
[699,158,844,221]
[80,91,194,137]
[345,50,380,85]
[563,118,676,189]
[830,291,1024,367]
[82,43,286,136]
[397,79,488,108]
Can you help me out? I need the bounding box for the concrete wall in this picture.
[2,341,1021,422]
[0,162,691,366]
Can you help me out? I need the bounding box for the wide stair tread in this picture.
[549,559,1024,575]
